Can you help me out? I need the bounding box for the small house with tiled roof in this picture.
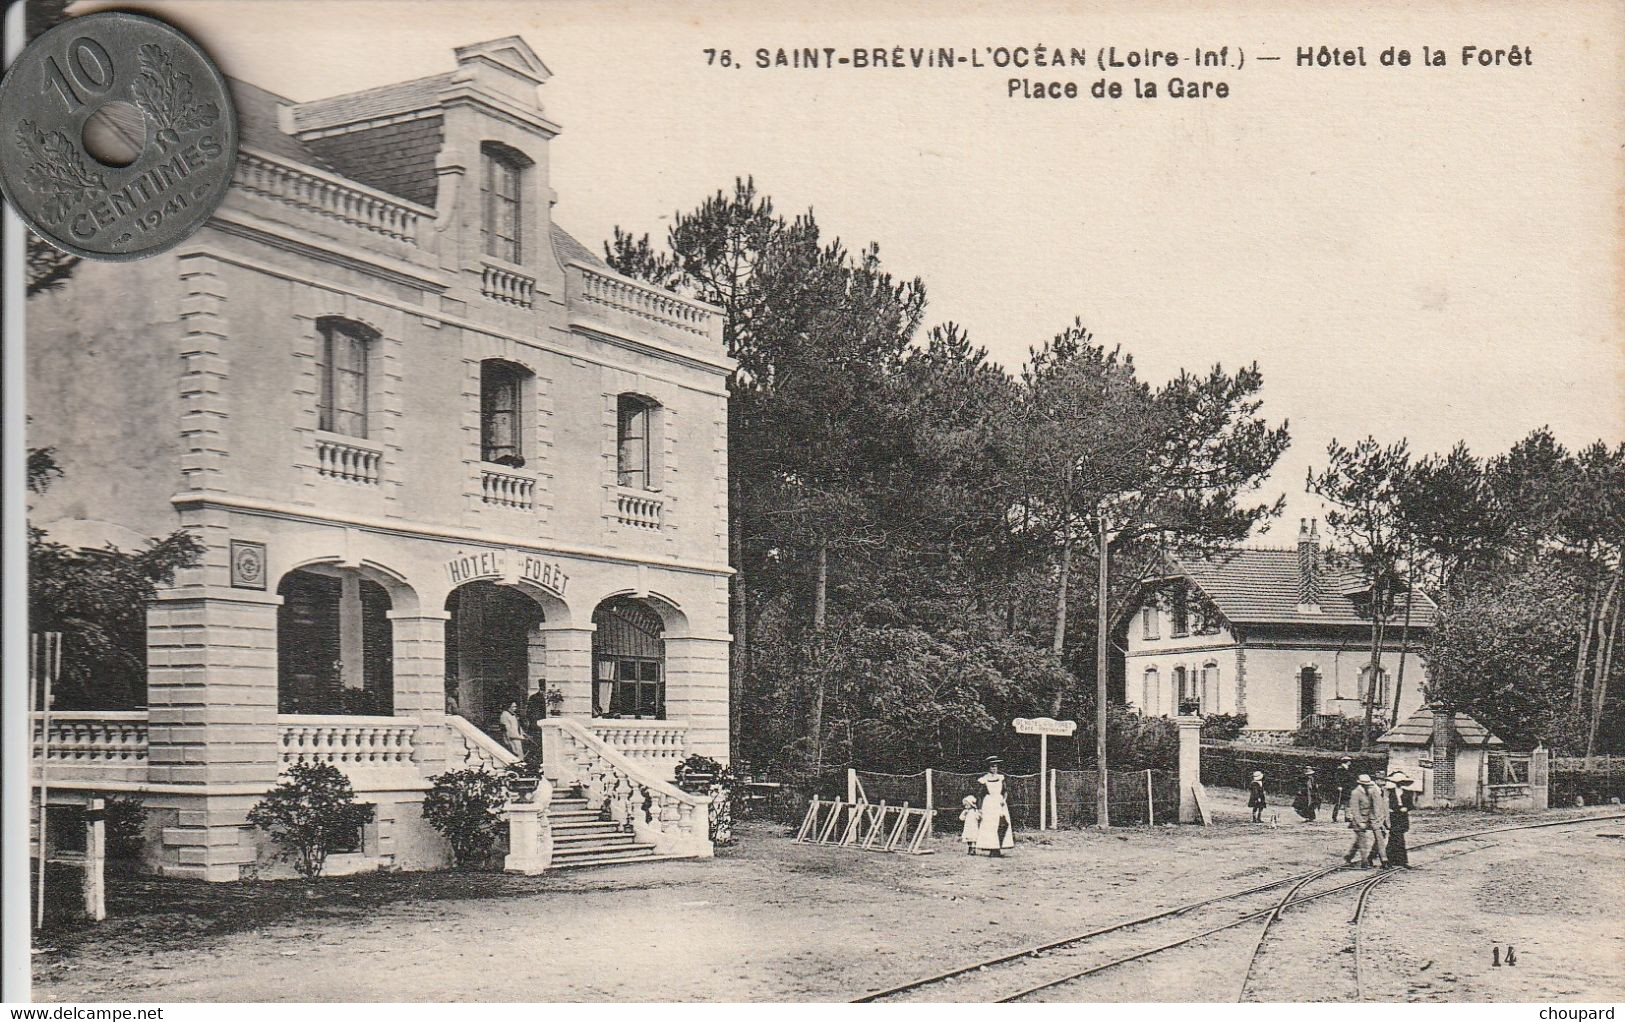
[1378,707,1518,808]
[1123,519,1437,741]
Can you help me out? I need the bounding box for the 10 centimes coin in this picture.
[0,11,238,260]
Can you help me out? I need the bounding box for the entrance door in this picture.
[1298,667,1318,724]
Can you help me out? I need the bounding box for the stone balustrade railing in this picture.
[446,713,521,772]
[615,489,663,530]
[480,465,537,510]
[540,718,711,859]
[564,261,725,359]
[32,711,148,764]
[234,146,431,245]
[481,262,536,308]
[587,719,688,768]
[278,715,418,770]
[315,434,383,485]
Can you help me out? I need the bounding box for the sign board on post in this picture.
[1013,718,1076,830]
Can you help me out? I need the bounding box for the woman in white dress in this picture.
[975,757,1016,856]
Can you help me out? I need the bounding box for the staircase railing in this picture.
[538,718,712,859]
[445,714,521,771]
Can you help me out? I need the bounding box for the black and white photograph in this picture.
[3,0,1622,1008]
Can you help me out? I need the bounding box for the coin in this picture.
[0,11,237,260]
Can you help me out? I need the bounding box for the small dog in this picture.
[1268,812,1281,829]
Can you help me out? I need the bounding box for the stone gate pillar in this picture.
[1175,715,1204,823]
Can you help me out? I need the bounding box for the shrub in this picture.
[104,795,147,860]
[1294,714,1369,751]
[1201,713,1249,742]
[246,762,374,881]
[674,754,737,846]
[422,768,512,869]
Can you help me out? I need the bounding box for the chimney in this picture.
[1297,518,1321,612]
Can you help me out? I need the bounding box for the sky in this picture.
[82,0,1625,544]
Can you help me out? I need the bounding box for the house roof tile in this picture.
[1377,706,1503,747]
[1170,547,1438,629]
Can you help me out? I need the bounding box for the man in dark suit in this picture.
[1331,755,1355,822]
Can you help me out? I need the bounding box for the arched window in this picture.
[592,598,665,719]
[316,318,374,438]
[480,143,524,263]
[616,394,659,490]
[1201,661,1220,713]
[480,359,530,466]
[1143,667,1160,716]
[277,567,393,716]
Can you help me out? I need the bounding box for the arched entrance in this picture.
[591,597,666,720]
[276,566,395,715]
[444,582,547,732]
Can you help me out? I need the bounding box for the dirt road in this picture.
[32,800,1625,1002]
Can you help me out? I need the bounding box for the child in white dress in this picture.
[959,796,980,854]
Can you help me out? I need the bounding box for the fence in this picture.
[812,768,1179,830]
[1201,741,1387,806]
[1550,758,1625,807]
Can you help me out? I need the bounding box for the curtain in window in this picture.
[481,149,521,263]
[317,320,369,437]
[481,362,523,465]
[617,395,650,489]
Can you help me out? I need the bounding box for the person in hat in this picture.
[1384,770,1417,867]
[959,795,981,855]
[1292,766,1319,821]
[1344,772,1389,868]
[1248,770,1268,822]
[975,757,1015,856]
[1331,755,1355,822]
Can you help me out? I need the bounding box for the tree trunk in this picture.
[727,471,747,762]
[1575,547,1599,710]
[1361,576,1385,751]
[1095,513,1111,830]
[808,537,829,772]
[1391,548,1416,727]
[1048,533,1072,717]
[1585,556,1622,763]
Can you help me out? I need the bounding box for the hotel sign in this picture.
[444,549,570,598]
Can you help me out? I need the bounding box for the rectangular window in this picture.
[617,395,650,489]
[612,658,664,719]
[481,150,521,263]
[317,320,369,438]
[1171,588,1189,637]
[1141,606,1159,640]
[481,362,524,465]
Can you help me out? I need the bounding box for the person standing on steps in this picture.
[499,700,525,758]
[974,757,1015,857]
[1248,771,1268,822]
[1293,766,1319,821]
[1384,770,1416,868]
[1331,755,1355,822]
[1343,773,1388,868]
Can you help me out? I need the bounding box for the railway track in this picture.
[852,811,1625,1003]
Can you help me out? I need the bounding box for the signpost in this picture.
[1013,717,1076,830]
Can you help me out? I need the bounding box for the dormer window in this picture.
[481,144,523,263]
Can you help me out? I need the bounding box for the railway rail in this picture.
[852,811,1625,1003]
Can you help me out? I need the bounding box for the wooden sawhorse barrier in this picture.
[794,798,934,854]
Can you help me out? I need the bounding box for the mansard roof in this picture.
[1167,547,1438,629]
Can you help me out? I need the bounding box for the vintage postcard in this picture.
[4,0,1622,1008]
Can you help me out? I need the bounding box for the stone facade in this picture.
[27,38,731,879]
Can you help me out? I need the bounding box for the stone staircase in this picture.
[548,789,661,869]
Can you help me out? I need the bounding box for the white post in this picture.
[1039,734,1049,830]
[83,799,106,922]
[924,768,934,818]
[1145,769,1154,827]
[846,768,856,805]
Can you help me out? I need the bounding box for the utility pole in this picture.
[1095,512,1110,829]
